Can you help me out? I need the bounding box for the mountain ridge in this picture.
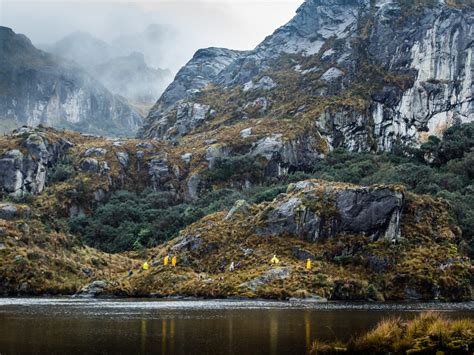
[0,26,143,136]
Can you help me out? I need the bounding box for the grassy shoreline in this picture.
[312,311,474,354]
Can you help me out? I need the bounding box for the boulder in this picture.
[240,128,253,138]
[243,76,276,92]
[170,235,203,253]
[148,158,170,189]
[77,280,108,298]
[136,142,154,150]
[205,144,230,169]
[80,158,100,173]
[181,153,193,164]
[116,151,129,169]
[224,200,251,221]
[0,204,30,220]
[84,147,107,157]
[187,173,201,200]
[0,204,18,220]
[256,181,404,242]
[239,267,292,292]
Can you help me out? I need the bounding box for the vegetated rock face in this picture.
[0,127,73,195]
[256,180,404,242]
[139,47,246,139]
[122,178,471,301]
[0,27,143,136]
[141,0,473,153]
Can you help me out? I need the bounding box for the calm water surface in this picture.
[0,298,472,354]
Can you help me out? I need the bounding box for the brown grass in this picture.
[311,311,474,354]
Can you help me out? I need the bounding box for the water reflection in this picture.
[0,299,472,354]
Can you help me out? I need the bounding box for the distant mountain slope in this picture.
[0,27,142,136]
[42,31,116,69]
[91,52,172,105]
[45,30,173,105]
[140,0,473,153]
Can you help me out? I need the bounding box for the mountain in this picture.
[111,24,178,71]
[0,27,142,136]
[46,29,173,105]
[91,52,172,106]
[141,0,473,153]
[0,1,472,300]
[42,31,117,69]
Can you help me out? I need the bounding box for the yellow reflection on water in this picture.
[141,319,147,353]
[269,311,278,355]
[161,319,167,354]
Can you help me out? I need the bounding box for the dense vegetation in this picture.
[71,123,473,255]
[69,186,287,253]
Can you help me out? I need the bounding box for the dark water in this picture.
[0,298,472,355]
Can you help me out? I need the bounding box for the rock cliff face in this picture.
[141,0,473,155]
[0,127,73,195]
[139,47,247,139]
[0,27,143,136]
[256,180,404,242]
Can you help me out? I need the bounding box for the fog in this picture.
[0,0,303,73]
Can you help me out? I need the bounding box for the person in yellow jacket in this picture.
[164,255,169,266]
[142,261,149,270]
[306,258,311,270]
[171,256,177,267]
[270,255,279,264]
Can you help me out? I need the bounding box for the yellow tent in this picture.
[172,256,177,267]
[164,255,169,266]
[142,262,149,270]
[306,258,311,270]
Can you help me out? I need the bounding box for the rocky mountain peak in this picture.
[141,0,473,156]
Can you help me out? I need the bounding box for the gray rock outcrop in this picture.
[256,181,404,242]
[0,129,73,195]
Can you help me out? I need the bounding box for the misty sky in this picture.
[0,0,304,72]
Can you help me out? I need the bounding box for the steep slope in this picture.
[0,27,142,136]
[141,0,473,154]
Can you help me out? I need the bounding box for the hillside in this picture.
[0,27,142,136]
[0,125,471,300]
[0,0,472,300]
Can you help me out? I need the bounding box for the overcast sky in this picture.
[0,0,304,71]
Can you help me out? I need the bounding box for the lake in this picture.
[0,298,472,354]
